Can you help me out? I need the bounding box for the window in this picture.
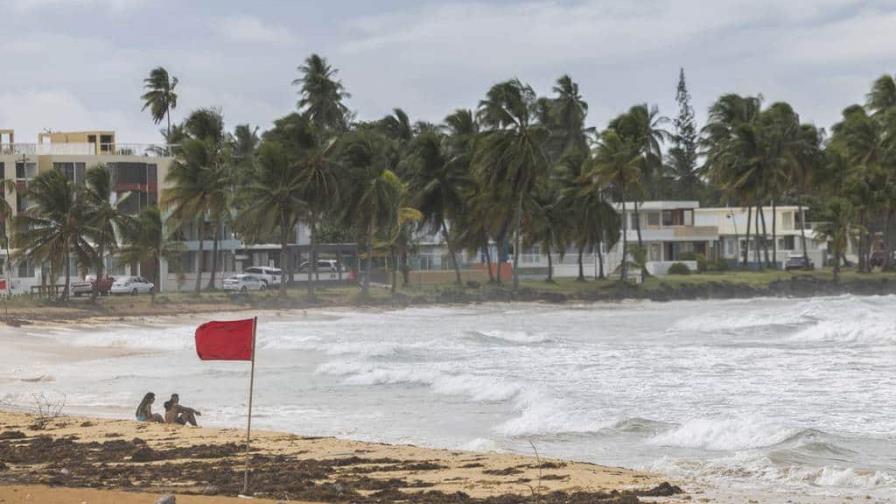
[54,162,87,185]
[683,209,694,226]
[629,213,640,230]
[662,210,673,226]
[15,161,36,179]
[18,260,35,278]
[647,212,660,226]
[0,162,4,180]
[782,212,793,230]
[779,236,795,250]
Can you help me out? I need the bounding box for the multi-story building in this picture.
[694,206,828,268]
[1,129,173,294]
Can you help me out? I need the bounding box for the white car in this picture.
[223,274,266,293]
[243,266,283,287]
[298,259,340,273]
[110,276,154,295]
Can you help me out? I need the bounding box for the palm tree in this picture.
[592,129,641,282]
[474,79,550,291]
[338,128,407,297]
[294,124,339,298]
[702,94,764,267]
[609,104,670,261]
[1,179,15,305]
[83,166,131,299]
[141,67,179,141]
[867,73,896,117]
[163,128,229,294]
[407,129,470,284]
[239,141,305,297]
[814,197,858,282]
[293,54,351,132]
[13,171,94,301]
[119,206,184,293]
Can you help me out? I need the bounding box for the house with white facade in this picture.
[694,206,826,268]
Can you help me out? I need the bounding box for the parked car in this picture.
[243,266,283,286]
[110,276,154,295]
[784,255,814,271]
[223,274,266,293]
[71,276,114,297]
[298,260,340,273]
[869,250,895,269]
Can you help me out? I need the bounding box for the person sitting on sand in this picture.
[163,393,201,426]
[135,392,164,423]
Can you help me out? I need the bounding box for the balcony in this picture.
[0,143,173,157]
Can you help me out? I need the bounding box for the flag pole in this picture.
[242,316,257,495]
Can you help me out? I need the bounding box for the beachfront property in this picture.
[0,129,173,295]
[694,206,827,269]
[0,128,357,294]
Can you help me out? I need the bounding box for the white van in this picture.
[243,266,283,286]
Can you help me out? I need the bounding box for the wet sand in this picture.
[0,411,682,503]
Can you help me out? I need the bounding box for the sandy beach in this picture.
[0,410,681,503]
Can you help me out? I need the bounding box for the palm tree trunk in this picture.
[620,197,629,283]
[390,248,397,294]
[597,239,605,279]
[401,249,410,286]
[512,195,523,292]
[546,248,554,282]
[771,199,777,268]
[362,218,373,297]
[307,212,316,299]
[194,220,204,294]
[884,208,893,271]
[858,211,867,273]
[62,239,71,301]
[484,243,495,283]
[442,221,462,285]
[754,204,762,268]
[759,204,770,268]
[207,220,219,290]
[634,200,643,247]
[799,200,809,264]
[280,213,289,297]
[576,246,585,282]
[743,205,752,267]
[93,233,105,301]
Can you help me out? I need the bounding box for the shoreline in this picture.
[0,410,684,503]
[4,273,896,325]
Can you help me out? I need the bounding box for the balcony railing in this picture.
[0,143,174,157]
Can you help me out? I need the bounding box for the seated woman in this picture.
[135,392,164,423]
[163,393,201,426]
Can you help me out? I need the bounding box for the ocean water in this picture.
[3,296,896,500]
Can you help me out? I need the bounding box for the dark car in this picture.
[784,256,813,271]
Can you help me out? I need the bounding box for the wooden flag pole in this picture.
[242,316,258,495]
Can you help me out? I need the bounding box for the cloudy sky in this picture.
[1,0,893,144]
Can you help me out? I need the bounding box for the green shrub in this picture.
[667,262,691,275]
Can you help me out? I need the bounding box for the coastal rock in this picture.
[131,446,160,462]
[155,495,176,504]
[0,430,26,440]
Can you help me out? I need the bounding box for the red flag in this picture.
[195,319,255,361]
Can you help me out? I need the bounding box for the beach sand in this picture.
[0,411,683,503]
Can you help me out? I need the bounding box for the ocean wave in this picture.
[610,417,674,434]
[788,316,896,345]
[316,361,523,403]
[495,395,607,437]
[459,437,504,452]
[466,330,554,345]
[649,416,798,451]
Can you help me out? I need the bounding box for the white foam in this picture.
[317,361,522,403]
[475,330,552,344]
[459,437,504,452]
[649,416,798,451]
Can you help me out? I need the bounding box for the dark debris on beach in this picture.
[0,430,683,503]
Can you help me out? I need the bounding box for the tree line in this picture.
[3,56,895,299]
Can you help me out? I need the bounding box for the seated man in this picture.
[163,393,201,426]
[135,392,164,423]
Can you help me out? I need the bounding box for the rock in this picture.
[155,495,176,504]
[131,446,159,462]
[0,430,26,440]
[0,462,8,471]
[201,485,219,495]
[59,468,70,476]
